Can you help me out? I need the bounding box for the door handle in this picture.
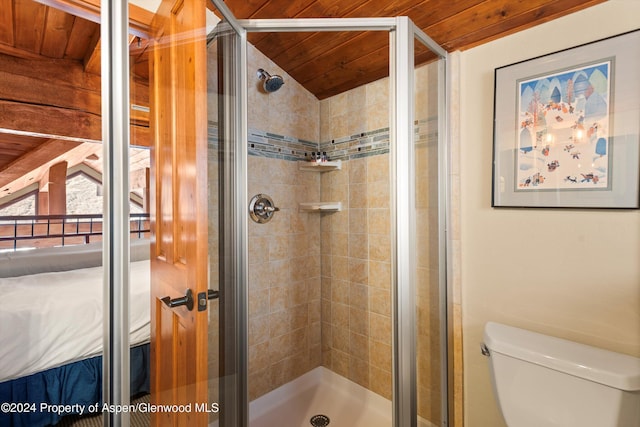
[198,289,220,311]
[161,289,194,311]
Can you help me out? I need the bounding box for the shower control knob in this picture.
[249,194,280,224]
[259,205,280,213]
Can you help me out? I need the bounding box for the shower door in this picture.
[230,13,449,427]
[392,20,449,427]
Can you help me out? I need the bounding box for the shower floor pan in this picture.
[248,366,437,427]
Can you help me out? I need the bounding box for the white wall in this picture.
[458,1,640,425]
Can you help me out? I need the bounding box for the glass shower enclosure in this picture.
[103,0,449,425]
[205,1,449,426]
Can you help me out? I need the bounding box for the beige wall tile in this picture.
[369,366,392,400]
[367,180,390,209]
[370,287,390,316]
[369,261,391,290]
[367,153,389,183]
[269,286,289,313]
[269,310,289,338]
[348,233,368,259]
[349,158,367,184]
[332,350,349,377]
[369,234,391,262]
[332,302,349,328]
[369,340,391,372]
[248,368,272,401]
[370,313,391,343]
[349,258,369,285]
[332,326,350,353]
[331,232,348,256]
[249,341,271,374]
[350,332,369,362]
[349,282,369,310]
[249,316,269,347]
[368,208,390,236]
[349,356,370,388]
[349,183,367,208]
[350,307,369,336]
[250,288,270,318]
[332,256,349,282]
[349,208,368,234]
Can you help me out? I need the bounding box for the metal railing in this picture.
[0,213,150,251]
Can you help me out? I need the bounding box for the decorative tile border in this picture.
[207,118,438,162]
[319,127,390,161]
[247,128,317,161]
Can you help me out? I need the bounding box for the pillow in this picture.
[0,239,150,278]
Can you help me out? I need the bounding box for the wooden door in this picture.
[149,0,208,425]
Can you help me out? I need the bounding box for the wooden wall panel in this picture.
[0,0,14,46]
[64,16,99,60]
[14,0,46,53]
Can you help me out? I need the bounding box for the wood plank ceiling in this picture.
[224,0,606,100]
[0,0,604,201]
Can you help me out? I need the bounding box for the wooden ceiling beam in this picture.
[33,0,154,38]
[0,65,102,116]
[83,32,101,74]
[0,100,102,142]
[0,52,149,139]
[0,141,106,198]
[0,51,101,91]
[0,138,82,187]
[0,43,45,60]
[0,100,150,149]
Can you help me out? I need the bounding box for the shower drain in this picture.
[310,414,330,427]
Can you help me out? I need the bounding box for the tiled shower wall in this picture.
[246,157,323,399]
[209,36,460,426]
[246,46,323,401]
[317,78,394,398]
[318,61,446,426]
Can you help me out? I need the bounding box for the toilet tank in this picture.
[483,322,640,427]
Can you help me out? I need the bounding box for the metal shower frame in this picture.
[211,1,451,426]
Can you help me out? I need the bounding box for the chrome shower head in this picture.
[257,68,284,93]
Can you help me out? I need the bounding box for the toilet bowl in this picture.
[483,322,640,427]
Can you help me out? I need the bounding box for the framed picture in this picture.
[492,29,640,208]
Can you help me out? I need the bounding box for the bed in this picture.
[0,240,151,427]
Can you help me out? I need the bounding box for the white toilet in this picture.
[483,322,640,427]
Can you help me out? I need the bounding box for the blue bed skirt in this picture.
[0,343,150,427]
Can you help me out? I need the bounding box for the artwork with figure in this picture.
[516,60,611,191]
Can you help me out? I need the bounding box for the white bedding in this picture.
[0,260,150,383]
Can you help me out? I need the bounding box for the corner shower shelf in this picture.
[298,160,342,172]
[299,202,342,213]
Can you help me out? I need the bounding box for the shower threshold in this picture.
[245,367,436,427]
